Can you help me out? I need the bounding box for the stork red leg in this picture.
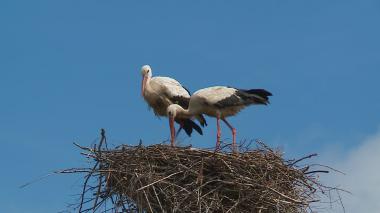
[216,116,221,151]
[222,118,237,153]
[169,117,176,147]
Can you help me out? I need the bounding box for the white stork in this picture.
[166,86,272,152]
[140,65,207,146]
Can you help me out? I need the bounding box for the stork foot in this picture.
[215,140,221,152]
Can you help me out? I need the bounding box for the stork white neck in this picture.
[141,65,153,96]
[167,104,192,119]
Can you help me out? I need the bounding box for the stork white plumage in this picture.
[140,65,207,146]
[167,86,272,152]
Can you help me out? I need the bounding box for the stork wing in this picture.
[151,77,191,108]
[194,86,271,109]
[194,86,238,108]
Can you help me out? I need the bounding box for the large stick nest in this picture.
[68,130,336,213]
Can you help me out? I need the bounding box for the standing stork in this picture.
[166,86,272,152]
[140,65,207,146]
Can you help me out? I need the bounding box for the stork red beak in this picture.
[169,115,175,147]
[141,76,147,97]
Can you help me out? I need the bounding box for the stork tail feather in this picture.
[195,114,207,127]
[238,89,272,105]
[178,119,203,136]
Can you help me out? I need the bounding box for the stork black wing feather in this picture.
[214,88,272,108]
[176,118,203,136]
[214,94,241,108]
[170,96,190,108]
[182,86,191,96]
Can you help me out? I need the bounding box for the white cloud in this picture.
[320,130,380,212]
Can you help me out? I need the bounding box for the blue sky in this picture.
[1,0,379,212]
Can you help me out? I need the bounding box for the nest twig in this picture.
[62,129,341,213]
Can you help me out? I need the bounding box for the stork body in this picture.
[167,86,272,152]
[141,65,206,146]
[143,76,190,116]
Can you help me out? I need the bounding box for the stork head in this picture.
[167,104,182,146]
[141,65,152,96]
[167,104,192,146]
[167,104,183,119]
[141,65,152,77]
